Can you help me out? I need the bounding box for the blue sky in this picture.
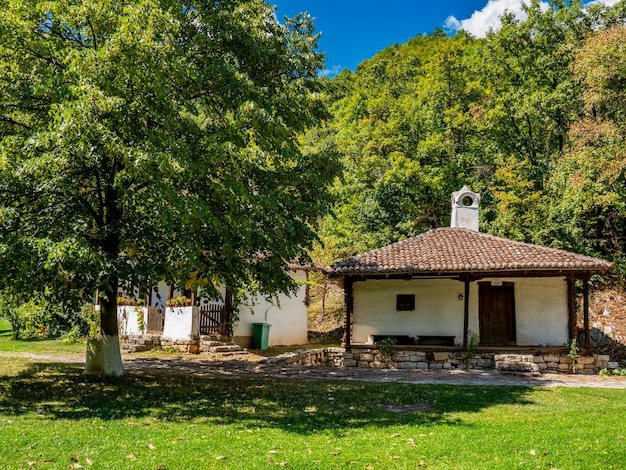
[271,0,619,76]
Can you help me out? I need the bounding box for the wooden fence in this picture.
[146,306,165,334]
[199,303,229,336]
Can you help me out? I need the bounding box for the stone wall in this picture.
[345,348,611,374]
[344,349,494,370]
[121,334,162,353]
[587,327,626,366]
[160,336,200,354]
[263,348,345,367]
[123,334,242,354]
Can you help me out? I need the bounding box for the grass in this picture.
[0,317,85,357]
[1,325,626,469]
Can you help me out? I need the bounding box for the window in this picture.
[396,294,415,311]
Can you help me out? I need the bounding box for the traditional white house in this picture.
[117,267,310,349]
[330,187,612,353]
[232,268,308,347]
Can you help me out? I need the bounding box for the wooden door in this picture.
[478,282,516,345]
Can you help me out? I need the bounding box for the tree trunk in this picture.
[84,275,125,377]
[83,338,103,376]
[220,287,234,341]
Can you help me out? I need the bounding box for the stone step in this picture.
[209,344,244,353]
[496,361,540,373]
[495,354,541,376]
[200,335,223,342]
[494,354,535,363]
[216,351,248,357]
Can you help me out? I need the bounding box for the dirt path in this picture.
[122,355,626,389]
[4,351,626,388]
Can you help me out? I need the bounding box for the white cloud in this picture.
[587,0,621,6]
[446,0,622,38]
[319,65,342,77]
[445,0,549,38]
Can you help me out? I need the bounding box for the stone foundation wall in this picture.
[263,348,345,367]
[344,349,494,370]
[232,335,253,349]
[160,337,200,354]
[121,334,162,353]
[124,334,241,354]
[345,348,612,374]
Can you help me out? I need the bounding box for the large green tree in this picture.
[319,32,486,255]
[0,0,339,376]
[477,0,592,242]
[548,25,626,275]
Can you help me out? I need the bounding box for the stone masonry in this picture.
[122,334,242,355]
[263,348,345,367]
[344,348,610,374]
[267,347,612,375]
[121,336,613,375]
[121,334,161,353]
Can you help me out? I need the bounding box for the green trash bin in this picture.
[252,322,271,350]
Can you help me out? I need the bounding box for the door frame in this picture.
[478,281,517,345]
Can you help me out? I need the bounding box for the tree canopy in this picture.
[0,0,339,375]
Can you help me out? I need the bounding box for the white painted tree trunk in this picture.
[83,338,103,376]
[101,334,126,377]
[83,335,125,377]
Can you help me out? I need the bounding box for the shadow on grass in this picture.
[0,361,536,434]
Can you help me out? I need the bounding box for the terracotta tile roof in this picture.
[330,228,613,275]
[287,260,326,272]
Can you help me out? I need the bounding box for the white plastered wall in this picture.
[162,306,198,340]
[352,278,470,344]
[149,272,308,346]
[153,281,170,307]
[233,270,308,346]
[117,306,143,336]
[352,276,569,346]
[505,277,568,346]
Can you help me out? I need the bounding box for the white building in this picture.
[330,187,612,351]
[117,268,310,348]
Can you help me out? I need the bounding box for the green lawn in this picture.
[0,328,625,469]
[0,317,85,357]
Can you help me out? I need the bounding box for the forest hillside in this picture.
[307,0,626,281]
[306,1,626,352]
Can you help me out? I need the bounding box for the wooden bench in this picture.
[416,335,455,346]
[372,335,414,345]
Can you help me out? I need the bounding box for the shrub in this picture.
[64,304,100,343]
[0,292,64,339]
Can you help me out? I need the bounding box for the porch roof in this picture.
[330,228,613,276]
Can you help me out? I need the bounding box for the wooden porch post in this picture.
[342,277,353,347]
[463,278,470,350]
[566,278,577,340]
[221,287,234,338]
[583,277,590,350]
